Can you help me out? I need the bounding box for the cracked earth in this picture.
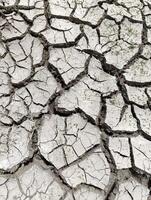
[0,0,151,199]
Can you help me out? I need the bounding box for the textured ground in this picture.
[0,0,151,199]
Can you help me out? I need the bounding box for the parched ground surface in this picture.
[0,0,151,199]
